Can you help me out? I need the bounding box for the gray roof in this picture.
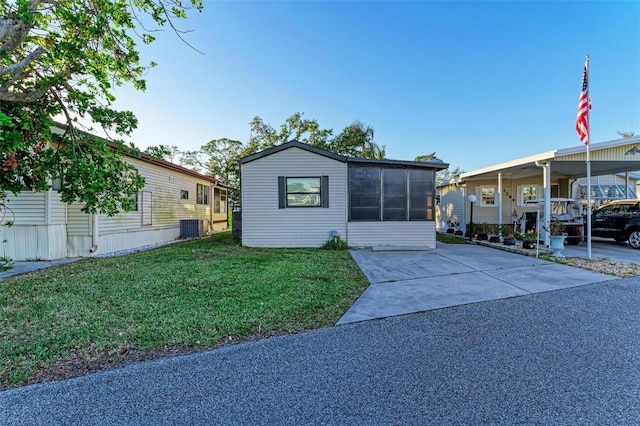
[239,140,449,170]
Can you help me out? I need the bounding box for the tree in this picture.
[194,114,388,202]
[414,152,439,162]
[436,166,464,182]
[182,138,244,189]
[0,0,202,215]
[144,145,182,162]
[246,112,333,153]
[415,153,462,182]
[617,130,636,139]
[331,121,385,159]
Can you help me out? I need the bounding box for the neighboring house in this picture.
[239,141,448,249]
[435,179,464,231]
[436,136,640,235]
[1,141,230,261]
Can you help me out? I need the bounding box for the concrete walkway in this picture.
[338,242,612,324]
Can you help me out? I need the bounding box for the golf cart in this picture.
[521,198,584,245]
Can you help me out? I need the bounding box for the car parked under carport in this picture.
[590,200,640,249]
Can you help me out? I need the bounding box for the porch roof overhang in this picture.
[460,136,640,182]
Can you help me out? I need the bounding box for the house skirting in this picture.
[1,224,67,261]
[347,222,437,249]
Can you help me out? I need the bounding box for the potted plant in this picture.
[488,224,500,243]
[545,220,567,258]
[522,230,538,249]
[503,233,516,245]
[476,223,489,241]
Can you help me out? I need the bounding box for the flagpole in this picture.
[585,55,592,259]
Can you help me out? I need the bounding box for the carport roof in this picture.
[460,136,640,181]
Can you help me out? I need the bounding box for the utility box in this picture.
[232,209,242,240]
[180,219,205,238]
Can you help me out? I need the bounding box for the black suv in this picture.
[590,200,640,249]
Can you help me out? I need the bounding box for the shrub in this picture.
[321,236,348,250]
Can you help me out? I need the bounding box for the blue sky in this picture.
[112,1,640,173]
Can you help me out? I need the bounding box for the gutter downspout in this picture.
[89,213,98,254]
[535,160,551,247]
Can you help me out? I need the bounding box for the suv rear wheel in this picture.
[629,230,640,249]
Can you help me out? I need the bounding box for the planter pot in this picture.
[454,230,464,236]
[489,236,500,243]
[446,228,455,234]
[477,233,489,241]
[549,235,567,258]
[522,241,536,249]
[503,237,516,246]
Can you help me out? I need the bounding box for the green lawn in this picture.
[0,232,368,388]
[436,232,469,244]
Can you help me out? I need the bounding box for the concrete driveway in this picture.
[338,242,613,324]
[562,236,640,262]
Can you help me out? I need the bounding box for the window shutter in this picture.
[278,176,286,209]
[321,176,329,208]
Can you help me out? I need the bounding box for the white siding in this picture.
[436,184,465,231]
[1,154,229,261]
[1,190,67,260]
[98,158,220,236]
[66,203,91,236]
[241,147,347,247]
[348,222,437,249]
[3,190,46,225]
[0,224,66,260]
[65,157,229,257]
[48,191,67,225]
[96,226,180,257]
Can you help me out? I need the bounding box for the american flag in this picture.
[576,58,591,145]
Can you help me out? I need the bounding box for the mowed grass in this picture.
[436,232,469,244]
[0,232,369,388]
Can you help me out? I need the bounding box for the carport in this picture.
[458,136,640,254]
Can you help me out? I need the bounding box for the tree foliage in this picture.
[193,113,388,195]
[0,0,202,215]
[144,144,182,162]
[617,130,636,139]
[414,152,439,162]
[436,166,464,182]
[415,153,462,182]
[182,138,243,188]
[246,112,333,153]
[331,120,385,159]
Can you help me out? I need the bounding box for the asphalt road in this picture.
[2,277,640,425]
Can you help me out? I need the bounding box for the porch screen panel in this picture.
[349,166,381,221]
[409,169,434,220]
[383,168,407,221]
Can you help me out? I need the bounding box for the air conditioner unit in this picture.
[180,219,205,238]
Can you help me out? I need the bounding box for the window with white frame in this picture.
[214,188,228,214]
[196,183,209,205]
[517,185,539,206]
[477,185,497,206]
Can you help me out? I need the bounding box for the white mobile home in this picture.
[436,136,640,237]
[1,150,229,261]
[239,141,447,249]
